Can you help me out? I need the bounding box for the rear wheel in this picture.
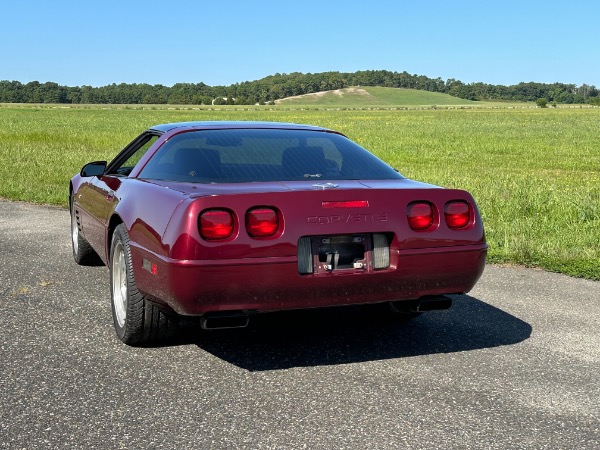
[110,224,178,346]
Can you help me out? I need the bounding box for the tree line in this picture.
[0,70,598,105]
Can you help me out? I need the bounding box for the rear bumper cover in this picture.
[131,244,487,316]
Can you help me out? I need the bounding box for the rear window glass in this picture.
[138,128,403,183]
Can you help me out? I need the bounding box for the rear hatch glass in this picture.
[139,129,403,183]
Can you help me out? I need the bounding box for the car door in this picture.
[77,132,160,259]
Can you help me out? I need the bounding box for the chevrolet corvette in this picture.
[70,121,487,345]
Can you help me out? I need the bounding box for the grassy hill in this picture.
[275,86,477,107]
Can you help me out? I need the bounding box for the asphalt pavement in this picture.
[1,199,598,449]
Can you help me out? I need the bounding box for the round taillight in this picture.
[199,209,234,240]
[407,202,434,231]
[445,201,471,229]
[246,207,279,238]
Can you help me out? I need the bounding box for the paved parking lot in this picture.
[1,199,598,449]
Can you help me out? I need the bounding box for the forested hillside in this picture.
[1,70,598,105]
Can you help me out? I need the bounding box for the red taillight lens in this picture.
[199,209,234,240]
[445,201,471,229]
[407,201,434,231]
[246,207,279,238]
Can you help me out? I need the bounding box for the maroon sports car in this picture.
[70,121,486,345]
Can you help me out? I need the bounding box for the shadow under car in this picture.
[170,294,532,371]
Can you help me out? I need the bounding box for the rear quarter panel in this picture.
[113,180,188,256]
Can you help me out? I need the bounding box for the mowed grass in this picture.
[0,104,598,279]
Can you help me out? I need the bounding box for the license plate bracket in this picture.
[297,233,390,274]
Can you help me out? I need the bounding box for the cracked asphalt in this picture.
[1,199,598,449]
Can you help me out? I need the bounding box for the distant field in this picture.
[0,104,598,280]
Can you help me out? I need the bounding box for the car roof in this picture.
[148,121,334,134]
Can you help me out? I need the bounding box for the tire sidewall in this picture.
[110,225,129,341]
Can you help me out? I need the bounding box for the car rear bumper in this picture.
[131,244,487,316]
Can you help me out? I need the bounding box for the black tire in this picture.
[71,197,103,266]
[110,224,178,346]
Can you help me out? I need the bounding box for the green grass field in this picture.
[0,103,598,279]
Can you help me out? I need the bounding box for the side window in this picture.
[111,134,159,176]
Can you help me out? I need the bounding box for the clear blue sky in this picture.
[1,0,597,88]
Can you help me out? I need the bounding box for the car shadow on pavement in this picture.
[183,294,532,371]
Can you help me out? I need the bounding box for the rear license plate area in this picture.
[318,234,367,271]
[298,233,390,274]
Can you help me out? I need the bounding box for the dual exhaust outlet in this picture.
[199,295,453,330]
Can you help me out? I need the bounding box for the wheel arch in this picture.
[107,214,125,262]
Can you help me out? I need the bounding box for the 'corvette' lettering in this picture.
[307,213,388,224]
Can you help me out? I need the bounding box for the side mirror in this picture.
[80,161,107,177]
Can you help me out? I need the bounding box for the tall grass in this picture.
[0,105,598,279]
